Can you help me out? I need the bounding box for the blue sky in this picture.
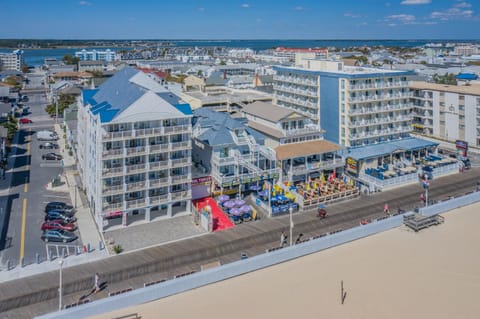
[0,0,478,39]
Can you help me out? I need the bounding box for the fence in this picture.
[35,191,480,319]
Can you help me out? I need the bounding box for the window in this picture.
[459,105,465,111]
[459,124,465,130]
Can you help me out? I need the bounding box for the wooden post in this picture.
[341,280,347,305]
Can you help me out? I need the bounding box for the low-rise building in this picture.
[192,108,279,196]
[77,67,193,231]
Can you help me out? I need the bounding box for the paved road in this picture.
[0,91,79,268]
[1,167,479,318]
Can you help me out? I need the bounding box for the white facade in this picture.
[77,68,193,231]
[411,81,480,147]
[75,49,117,62]
[0,50,24,71]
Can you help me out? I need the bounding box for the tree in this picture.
[21,64,30,73]
[4,76,22,89]
[219,60,226,65]
[1,114,18,140]
[44,94,77,117]
[62,54,80,65]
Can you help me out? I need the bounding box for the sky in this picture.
[0,0,479,39]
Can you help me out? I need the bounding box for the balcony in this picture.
[102,148,124,159]
[348,81,409,91]
[126,146,147,156]
[170,141,191,151]
[126,181,146,191]
[102,166,124,177]
[212,152,236,165]
[171,157,190,168]
[148,177,169,188]
[125,163,146,174]
[149,160,169,170]
[170,190,191,201]
[102,184,124,195]
[103,202,123,211]
[171,174,191,185]
[150,194,169,205]
[148,143,169,153]
[103,130,133,141]
[125,198,146,209]
[134,127,163,138]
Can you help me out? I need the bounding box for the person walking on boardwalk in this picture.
[94,273,100,292]
[383,203,390,215]
[280,231,286,247]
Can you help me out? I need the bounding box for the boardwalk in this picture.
[1,169,479,319]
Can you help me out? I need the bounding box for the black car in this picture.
[45,211,77,223]
[39,142,59,150]
[42,153,62,160]
[41,229,77,243]
[45,202,75,214]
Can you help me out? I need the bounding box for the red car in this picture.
[41,220,76,232]
[19,118,33,124]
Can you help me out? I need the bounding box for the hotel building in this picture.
[77,67,193,231]
[0,49,24,71]
[411,81,480,147]
[273,59,413,147]
[75,49,117,62]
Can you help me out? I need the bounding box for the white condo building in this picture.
[75,49,117,62]
[0,49,24,71]
[273,59,413,147]
[77,67,193,231]
[411,81,480,147]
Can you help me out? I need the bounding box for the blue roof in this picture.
[173,103,192,115]
[456,73,478,80]
[82,89,98,106]
[193,108,265,147]
[347,137,439,161]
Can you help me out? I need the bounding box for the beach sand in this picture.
[91,202,480,319]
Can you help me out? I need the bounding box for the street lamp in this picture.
[58,259,64,311]
[289,207,293,246]
[54,95,58,124]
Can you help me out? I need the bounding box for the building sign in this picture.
[346,157,358,175]
[192,176,212,186]
[455,140,468,157]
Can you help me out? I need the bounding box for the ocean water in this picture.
[1,39,477,66]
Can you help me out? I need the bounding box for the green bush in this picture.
[113,244,123,254]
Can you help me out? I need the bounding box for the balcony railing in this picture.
[212,152,236,165]
[102,184,124,195]
[125,198,146,209]
[102,166,124,177]
[149,194,169,205]
[348,81,409,91]
[125,163,146,174]
[102,148,124,158]
[103,130,133,140]
[126,181,146,191]
[171,157,190,167]
[148,177,169,188]
[170,190,191,201]
[126,146,146,155]
[148,143,169,153]
[171,174,191,185]
[103,202,123,210]
[149,160,169,170]
[170,141,191,151]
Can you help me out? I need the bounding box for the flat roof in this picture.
[242,101,298,122]
[410,81,480,96]
[347,137,439,161]
[275,139,342,160]
[248,121,285,139]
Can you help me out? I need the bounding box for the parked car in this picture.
[37,130,58,141]
[39,142,59,149]
[42,153,62,160]
[19,118,32,124]
[41,220,76,232]
[41,229,77,243]
[45,201,75,214]
[45,211,77,223]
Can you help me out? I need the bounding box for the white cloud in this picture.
[401,0,431,4]
[79,1,91,5]
[455,1,472,8]
[385,14,416,23]
[294,6,304,11]
[344,12,361,18]
[241,3,250,8]
[430,8,474,20]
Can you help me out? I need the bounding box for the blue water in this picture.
[1,39,478,66]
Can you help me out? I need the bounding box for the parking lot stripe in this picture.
[20,198,27,262]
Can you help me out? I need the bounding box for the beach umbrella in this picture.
[224,200,236,209]
[218,194,230,202]
[321,172,326,184]
[258,190,268,197]
[234,199,246,207]
[240,205,252,213]
[230,207,242,216]
[249,185,261,191]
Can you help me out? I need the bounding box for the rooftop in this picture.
[410,81,480,96]
[241,101,300,122]
[275,139,342,160]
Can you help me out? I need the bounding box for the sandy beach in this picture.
[91,202,480,319]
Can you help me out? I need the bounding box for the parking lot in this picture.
[0,90,83,268]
